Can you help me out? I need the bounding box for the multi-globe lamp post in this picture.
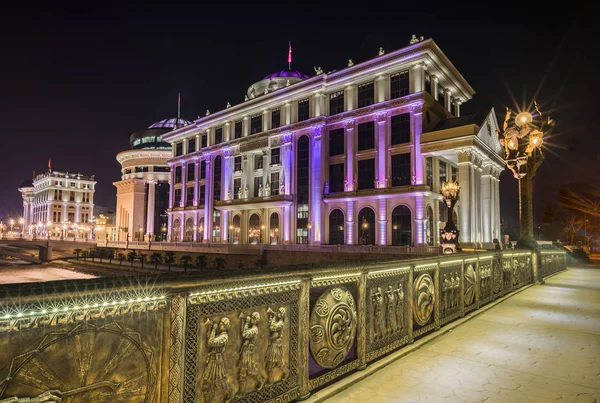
[440,181,460,254]
[496,102,555,242]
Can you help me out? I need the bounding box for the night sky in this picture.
[1,1,598,238]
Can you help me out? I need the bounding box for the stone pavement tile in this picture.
[525,395,559,403]
[418,392,448,403]
[415,382,454,398]
[452,387,491,403]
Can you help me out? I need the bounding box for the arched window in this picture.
[184,218,194,242]
[426,206,434,246]
[296,135,309,244]
[172,219,181,242]
[232,215,241,244]
[249,213,261,244]
[392,205,412,246]
[269,213,280,244]
[358,207,375,245]
[329,209,345,245]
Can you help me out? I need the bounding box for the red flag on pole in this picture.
[48,158,51,171]
[288,41,292,70]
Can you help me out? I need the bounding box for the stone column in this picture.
[313,92,324,117]
[281,133,292,195]
[194,161,200,206]
[409,63,424,94]
[376,112,387,188]
[284,103,291,125]
[310,126,323,244]
[224,121,231,142]
[494,171,501,241]
[167,213,173,241]
[146,180,157,239]
[431,74,438,100]
[262,110,269,131]
[457,151,472,244]
[346,200,355,244]
[345,85,355,111]
[203,157,213,242]
[75,204,80,223]
[242,116,249,137]
[179,212,185,241]
[411,104,424,185]
[345,120,356,191]
[481,166,492,243]
[415,194,425,245]
[375,75,386,103]
[262,152,269,196]
[455,100,462,117]
[444,88,452,112]
[169,168,175,208]
[377,198,387,245]
[222,210,229,243]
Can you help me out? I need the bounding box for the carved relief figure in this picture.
[265,307,288,384]
[442,273,450,312]
[264,181,271,196]
[0,391,63,402]
[238,312,266,393]
[238,187,243,200]
[324,181,329,195]
[395,284,404,331]
[280,182,285,195]
[202,317,233,403]
[371,287,385,339]
[453,272,460,308]
[258,184,263,197]
[384,285,396,335]
[227,190,232,200]
[244,186,249,199]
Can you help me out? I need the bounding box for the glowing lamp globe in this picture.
[515,111,532,127]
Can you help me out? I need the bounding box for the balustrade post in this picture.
[434,264,440,330]
[167,293,186,403]
[475,259,481,309]
[460,260,466,317]
[407,267,414,343]
[532,251,544,284]
[297,277,311,400]
[357,272,367,370]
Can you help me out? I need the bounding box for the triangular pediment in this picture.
[475,108,503,156]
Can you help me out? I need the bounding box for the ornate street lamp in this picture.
[440,181,460,254]
[496,102,555,240]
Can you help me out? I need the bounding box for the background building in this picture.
[19,170,96,238]
[162,38,504,249]
[114,118,190,242]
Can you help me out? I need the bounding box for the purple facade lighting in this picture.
[203,158,212,243]
[415,194,425,244]
[346,201,355,244]
[378,198,387,245]
[377,115,387,188]
[311,126,323,243]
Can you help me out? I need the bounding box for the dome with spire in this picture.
[129,117,191,150]
[247,69,309,100]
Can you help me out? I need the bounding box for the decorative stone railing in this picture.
[0,250,566,402]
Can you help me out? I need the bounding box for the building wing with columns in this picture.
[114,118,190,242]
[162,38,504,248]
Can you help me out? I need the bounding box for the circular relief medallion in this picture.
[413,273,435,326]
[464,264,477,306]
[309,286,357,369]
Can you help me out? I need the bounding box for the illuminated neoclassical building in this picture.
[114,118,190,241]
[163,38,504,248]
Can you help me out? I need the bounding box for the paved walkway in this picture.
[322,265,600,403]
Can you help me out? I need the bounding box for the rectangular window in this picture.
[186,187,194,206]
[175,166,182,183]
[135,166,149,173]
[451,166,457,181]
[296,204,308,244]
[250,115,262,134]
[174,189,182,204]
[253,176,263,197]
[234,156,242,172]
[297,98,309,121]
[328,163,345,193]
[175,142,183,156]
[271,109,281,129]
[426,157,433,189]
[357,159,375,190]
[233,178,241,199]
[201,134,207,148]
[437,84,445,104]
[254,155,263,170]
[439,160,447,184]
[329,128,345,156]
[390,71,409,99]
[357,81,375,108]
[154,166,169,172]
[214,127,223,144]
[391,113,410,145]
[68,212,75,222]
[200,160,206,180]
[199,185,205,206]
[187,164,195,182]
[270,172,280,196]
[391,153,411,186]
[357,121,375,151]
[329,91,344,115]
[234,121,242,139]
[270,147,281,165]
[424,71,432,94]
[188,138,196,153]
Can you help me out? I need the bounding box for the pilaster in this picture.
[345,120,356,191]
[376,112,387,188]
[203,157,213,243]
[310,125,323,244]
[411,103,424,185]
[346,200,355,244]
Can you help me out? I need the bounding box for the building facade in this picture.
[19,171,96,237]
[163,38,504,248]
[114,118,190,242]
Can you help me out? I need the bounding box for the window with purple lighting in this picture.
[357,121,375,151]
[329,128,344,156]
[391,113,410,145]
[391,153,411,186]
[329,90,344,115]
[357,159,375,190]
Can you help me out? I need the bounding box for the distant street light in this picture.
[496,102,555,240]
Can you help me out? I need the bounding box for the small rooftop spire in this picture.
[288,41,292,70]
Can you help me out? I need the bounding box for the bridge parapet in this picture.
[0,250,567,402]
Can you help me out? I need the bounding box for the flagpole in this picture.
[288,41,292,71]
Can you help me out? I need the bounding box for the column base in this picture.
[296,392,311,401]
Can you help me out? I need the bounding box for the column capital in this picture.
[147,179,158,185]
[376,111,388,123]
[344,119,356,129]
[311,123,324,138]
